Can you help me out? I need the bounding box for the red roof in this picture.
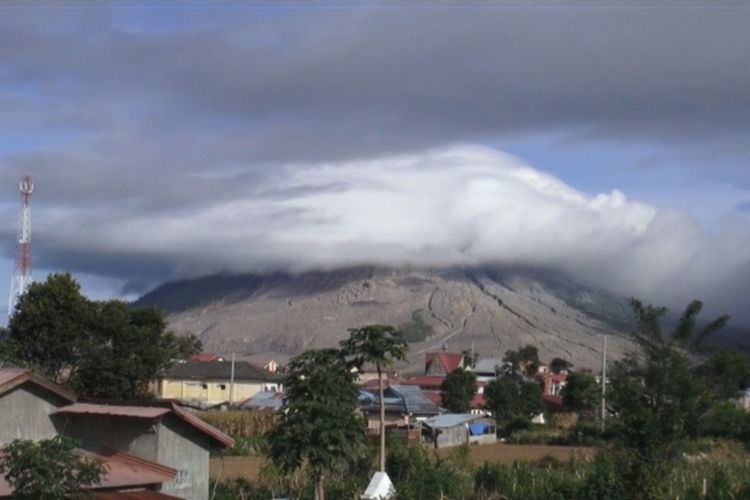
[400,376,446,389]
[425,352,463,373]
[190,352,224,362]
[0,368,76,403]
[54,403,234,448]
[423,392,442,405]
[0,448,176,497]
[471,393,487,409]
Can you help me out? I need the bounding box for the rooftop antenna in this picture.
[8,175,33,317]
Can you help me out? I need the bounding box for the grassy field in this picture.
[210,443,595,481]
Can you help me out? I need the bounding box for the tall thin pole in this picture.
[601,335,607,432]
[229,352,236,406]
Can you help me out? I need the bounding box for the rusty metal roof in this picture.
[0,367,76,403]
[169,402,234,448]
[0,448,176,498]
[54,402,234,448]
[55,403,171,419]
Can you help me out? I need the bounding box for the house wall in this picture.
[56,415,159,460]
[365,412,407,430]
[161,378,272,404]
[0,385,68,445]
[157,416,211,500]
[435,425,468,448]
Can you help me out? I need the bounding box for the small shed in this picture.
[422,414,496,448]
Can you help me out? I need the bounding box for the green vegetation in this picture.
[0,436,105,500]
[3,273,201,399]
[269,349,367,500]
[341,324,408,472]
[399,309,434,343]
[503,344,540,377]
[484,377,543,434]
[561,372,599,413]
[440,367,477,413]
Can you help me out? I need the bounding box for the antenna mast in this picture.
[8,175,33,317]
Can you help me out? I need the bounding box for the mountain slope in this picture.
[136,266,632,369]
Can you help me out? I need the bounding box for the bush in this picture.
[196,409,278,437]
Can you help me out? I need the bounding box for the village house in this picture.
[422,413,497,448]
[0,367,233,500]
[159,360,282,406]
[424,351,464,376]
[359,384,441,431]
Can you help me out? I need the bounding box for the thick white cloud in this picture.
[32,145,750,320]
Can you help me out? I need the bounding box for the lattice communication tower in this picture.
[8,175,33,317]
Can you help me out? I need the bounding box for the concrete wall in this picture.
[435,425,469,448]
[365,411,406,430]
[157,416,211,500]
[56,415,158,460]
[161,379,271,404]
[0,385,69,446]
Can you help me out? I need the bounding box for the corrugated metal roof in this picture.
[55,403,170,419]
[83,448,177,489]
[389,385,440,415]
[0,368,76,402]
[472,358,508,375]
[1,448,176,498]
[423,413,487,429]
[54,402,234,448]
[240,391,284,411]
[163,360,281,382]
[170,403,235,448]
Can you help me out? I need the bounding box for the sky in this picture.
[1,1,749,323]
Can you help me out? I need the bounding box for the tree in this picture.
[608,298,732,496]
[269,349,366,500]
[0,436,106,500]
[340,324,408,472]
[550,357,573,374]
[484,377,543,431]
[561,372,599,413]
[6,273,92,382]
[72,301,198,399]
[6,273,200,399]
[440,367,477,413]
[503,344,540,377]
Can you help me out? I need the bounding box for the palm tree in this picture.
[629,298,729,354]
[340,324,408,472]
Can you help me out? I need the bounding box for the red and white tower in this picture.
[8,175,33,316]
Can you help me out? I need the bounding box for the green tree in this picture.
[440,367,477,413]
[6,273,200,399]
[0,436,106,500]
[484,377,543,431]
[6,273,92,382]
[561,372,599,413]
[72,301,197,399]
[503,344,540,377]
[608,298,732,496]
[550,357,573,374]
[340,324,408,472]
[269,349,366,500]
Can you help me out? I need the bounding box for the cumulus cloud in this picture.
[17,145,750,321]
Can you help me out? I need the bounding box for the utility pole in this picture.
[229,352,236,406]
[8,175,33,317]
[601,335,607,433]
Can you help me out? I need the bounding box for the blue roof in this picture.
[241,390,283,410]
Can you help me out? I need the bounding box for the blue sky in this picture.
[1,2,750,322]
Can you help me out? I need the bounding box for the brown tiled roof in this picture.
[0,368,76,403]
[163,361,281,382]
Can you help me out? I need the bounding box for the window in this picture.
[174,469,190,489]
[219,384,226,390]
